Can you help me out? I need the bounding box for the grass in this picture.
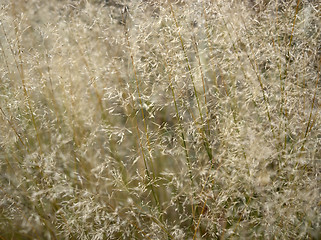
[0,0,320,239]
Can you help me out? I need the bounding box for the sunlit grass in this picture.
[0,0,320,239]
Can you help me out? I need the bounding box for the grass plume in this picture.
[0,0,320,239]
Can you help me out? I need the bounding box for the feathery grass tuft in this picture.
[0,0,320,239]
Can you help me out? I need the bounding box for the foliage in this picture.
[0,0,320,239]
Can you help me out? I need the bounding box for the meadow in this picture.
[0,0,320,239]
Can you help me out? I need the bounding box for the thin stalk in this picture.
[270,0,289,153]
[0,106,27,150]
[187,108,213,165]
[289,0,301,49]
[161,27,196,229]
[69,24,128,183]
[172,81,193,179]
[238,15,276,138]
[70,28,104,113]
[109,155,174,240]
[202,4,219,91]
[162,39,193,186]
[0,28,11,73]
[122,12,165,225]
[301,61,320,151]
[192,34,211,136]
[123,18,156,178]
[135,121,160,208]
[193,162,223,239]
[281,0,301,151]
[2,10,42,154]
[169,2,212,161]
[42,47,61,129]
[169,3,203,123]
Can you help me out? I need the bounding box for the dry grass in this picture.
[0,0,320,239]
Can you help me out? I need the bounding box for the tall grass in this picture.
[0,0,320,239]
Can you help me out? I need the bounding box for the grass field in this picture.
[0,0,320,239]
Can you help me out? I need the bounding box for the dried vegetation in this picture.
[0,0,320,239]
